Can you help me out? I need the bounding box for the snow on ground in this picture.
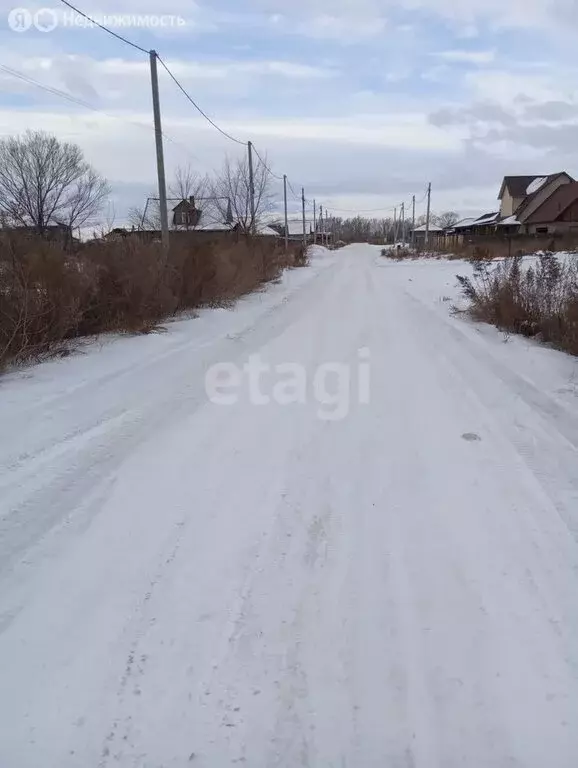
[1,245,578,767]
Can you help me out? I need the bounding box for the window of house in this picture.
[536,227,548,234]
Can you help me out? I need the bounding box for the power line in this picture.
[286,179,301,200]
[156,54,247,146]
[416,187,429,204]
[251,145,283,181]
[0,63,201,165]
[58,0,149,54]
[0,63,100,112]
[321,204,395,214]
[58,2,247,149]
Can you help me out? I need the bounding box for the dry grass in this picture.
[457,253,578,356]
[381,247,417,260]
[0,234,301,369]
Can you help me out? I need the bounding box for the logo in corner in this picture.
[8,7,33,31]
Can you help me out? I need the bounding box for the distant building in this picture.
[171,197,201,228]
[522,182,578,235]
[497,173,574,233]
[0,223,74,244]
[411,223,442,246]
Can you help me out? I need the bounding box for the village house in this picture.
[171,197,201,228]
[411,223,443,246]
[272,219,314,243]
[497,173,574,233]
[438,172,578,246]
[518,182,578,235]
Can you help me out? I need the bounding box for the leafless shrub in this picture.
[457,253,578,355]
[381,247,417,261]
[293,244,309,268]
[0,234,299,370]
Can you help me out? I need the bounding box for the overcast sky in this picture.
[1,0,578,226]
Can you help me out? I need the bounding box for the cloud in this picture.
[16,55,335,82]
[429,101,516,128]
[434,49,495,65]
[3,0,578,226]
[295,14,387,41]
[522,100,578,122]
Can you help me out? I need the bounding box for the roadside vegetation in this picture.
[0,130,307,370]
[0,235,306,370]
[457,253,578,356]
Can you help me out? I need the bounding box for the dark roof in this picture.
[172,199,195,213]
[499,176,543,200]
[524,182,578,224]
[473,211,499,225]
[515,172,573,220]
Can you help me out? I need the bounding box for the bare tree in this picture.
[128,195,161,231]
[211,154,272,234]
[437,211,460,229]
[416,212,442,227]
[0,130,109,237]
[169,164,208,203]
[128,166,210,232]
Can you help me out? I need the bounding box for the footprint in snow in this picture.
[462,432,481,442]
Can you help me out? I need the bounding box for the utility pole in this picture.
[393,207,397,243]
[313,199,317,245]
[401,202,405,245]
[149,50,169,254]
[283,174,289,252]
[425,182,432,248]
[412,194,416,249]
[301,187,306,248]
[247,141,257,235]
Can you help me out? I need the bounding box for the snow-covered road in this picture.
[2,244,578,767]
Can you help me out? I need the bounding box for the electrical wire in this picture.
[58,0,149,54]
[16,3,435,223]
[0,63,201,165]
[416,187,429,204]
[57,2,248,148]
[286,179,301,201]
[251,145,283,181]
[318,204,395,214]
[1,63,102,112]
[156,54,247,146]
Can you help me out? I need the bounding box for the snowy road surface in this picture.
[2,244,578,767]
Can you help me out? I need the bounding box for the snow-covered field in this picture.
[1,244,578,767]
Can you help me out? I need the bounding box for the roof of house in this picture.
[497,215,521,226]
[154,197,230,230]
[514,172,573,220]
[285,219,313,236]
[450,217,478,230]
[473,211,500,225]
[499,176,545,200]
[524,182,578,224]
[412,223,442,232]
[195,222,234,232]
[172,199,196,213]
[256,224,280,237]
